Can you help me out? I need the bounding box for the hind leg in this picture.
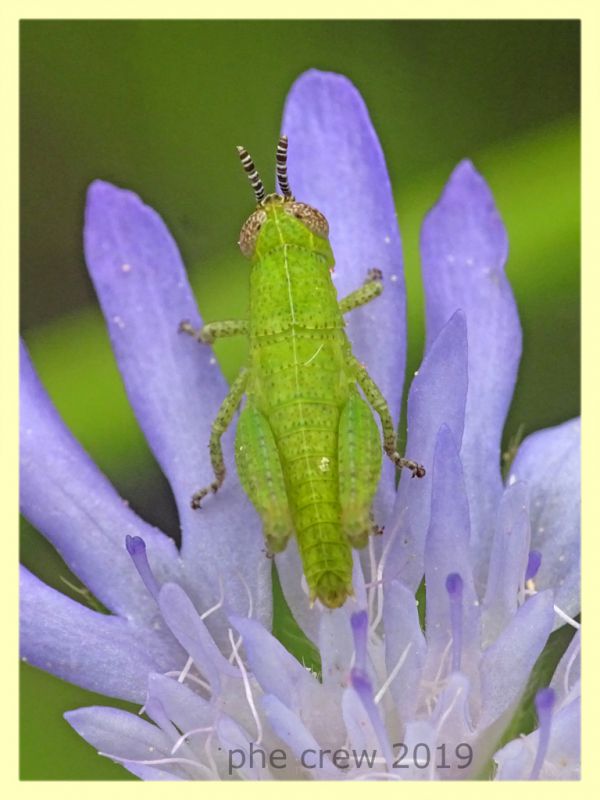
[338,390,383,549]
[235,404,293,555]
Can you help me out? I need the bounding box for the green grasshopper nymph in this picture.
[180,136,425,609]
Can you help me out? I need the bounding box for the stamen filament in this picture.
[374,642,412,705]
[171,726,215,755]
[200,578,224,621]
[228,629,263,746]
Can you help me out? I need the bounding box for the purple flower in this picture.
[20,69,580,780]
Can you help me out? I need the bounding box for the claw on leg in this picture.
[179,318,248,344]
[393,453,426,478]
[178,319,213,344]
[191,476,224,509]
[179,319,198,337]
[366,267,383,283]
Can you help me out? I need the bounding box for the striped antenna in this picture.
[276,135,293,198]
[236,146,266,203]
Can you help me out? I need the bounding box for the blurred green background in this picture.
[20,20,580,779]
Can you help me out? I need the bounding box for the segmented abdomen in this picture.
[250,328,354,607]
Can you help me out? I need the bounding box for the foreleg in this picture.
[338,269,383,315]
[179,318,248,344]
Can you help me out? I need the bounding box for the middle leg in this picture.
[179,318,248,344]
[191,367,248,509]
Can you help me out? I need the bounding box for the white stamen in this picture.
[177,656,194,684]
[200,578,225,621]
[374,642,412,704]
[228,629,263,746]
[97,751,210,777]
[422,639,453,713]
[235,568,254,619]
[171,726,214,755]
[524,587,581,630]
[228,635,244,665]
[553,605,580,630]
[563,639,581,698]
[164,668,211,694]
[435,683,464,733]
[369,524,400,636]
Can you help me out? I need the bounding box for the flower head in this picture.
[20,69,580,780]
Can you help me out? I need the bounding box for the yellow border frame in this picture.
[4,1,597,794]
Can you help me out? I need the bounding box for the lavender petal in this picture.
[261,693,338,779]
[482,481,531,645]
[423,425,480,684]
[21,566,181,702]
[509,418,580,625]
[230,614,319,714]
[384,310,468,589]
[84,180,271,629]
[157,583,239,693]
[382,579,427,722]
[65,706,190,779]
[146,672,213,733]
[421,161,521,588]
[478,590,555,729]
[494,696,580,780]
[318,608,355,692]
[20,341,180,620]
[549,629,580,709]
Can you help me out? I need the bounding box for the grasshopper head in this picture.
[236,138,329,259]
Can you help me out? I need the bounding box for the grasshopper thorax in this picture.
[237,139,329,259]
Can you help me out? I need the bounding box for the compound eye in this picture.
[239,208,267,257]
[285,202,329,239]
